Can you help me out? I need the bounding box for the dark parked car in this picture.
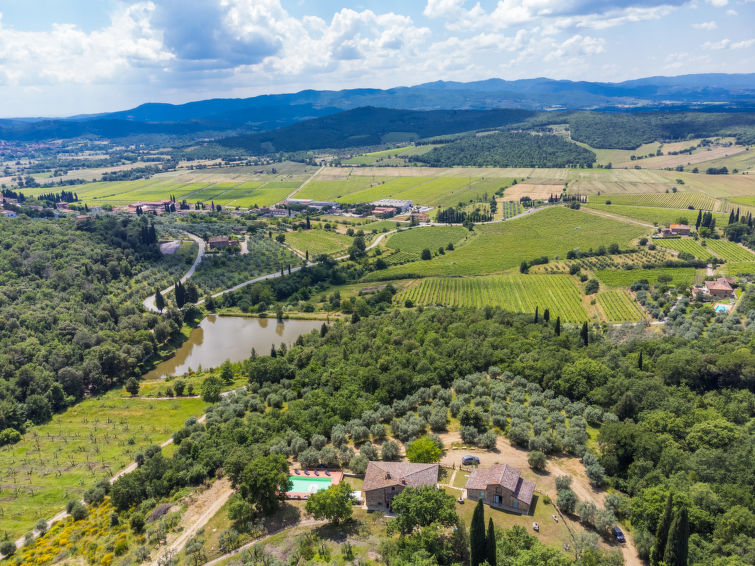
[461,455,480,466]
[612,527,626,543]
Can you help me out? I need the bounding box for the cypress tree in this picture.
[543,308,550,323]
[695,209,702,229]
[581,322,589,346]
[663,506,689,566]
[155,289,165,312]
[306,250,309,261]
[534,306,539,323]
[736,208,740,222]
[486,517,497,566]
[175,281,185,308]
[470,499,486,566]
[729,210,735,225]
[652,493,673,565]
[638,349,643,370]
[555,317,561,336]
[351,311,360,324]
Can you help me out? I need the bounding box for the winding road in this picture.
[144,233,206,312]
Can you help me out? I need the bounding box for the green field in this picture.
[368,207,649,279]
[656,238,715,260]
[285,229,354,256]
[296,176,387,201]
[597,290,646,322]
[595,267,697,287]
[585,203,729,227]
[0,395,207,540]
[342,144,436,165]
[703,239,755,261]
[723,261,755,275]
[385,225,470,253]
[589,192,718,210]
[395,274,588,321]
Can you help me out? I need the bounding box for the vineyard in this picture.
[656,238,715,260]
[595,267,698,287]
[533,248,675,274]
[723,262,755,276]
[395,274,588,321]
[597,290,646,322]
[702,239,755,262]
[590,192,719,210]
[499,200,525,219]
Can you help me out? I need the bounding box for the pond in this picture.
[144,315,324,379]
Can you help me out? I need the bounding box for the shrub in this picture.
[528,450,547,471]
[381,440,400,461]
[477,430,497,450]
[114,540,129,556]
[70,501,88,521]
[460,425,479,445]
[130,512,145,533]
[555,475,572,491]
[557,488,578,514]
[349,454,369,475]
[406,435,443,463]
[0,541,16,557]
[34,518,48,535]
[0,428,22,446]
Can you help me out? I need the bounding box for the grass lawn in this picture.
[368,207,649,279]
[453,470,471,489]
[285,229,353,256]
[0,394,207,541]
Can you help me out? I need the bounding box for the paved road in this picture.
[144,233,206,312]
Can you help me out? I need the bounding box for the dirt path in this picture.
[144,233,206,312]
[286,166,324,201]
[579,206,655,229]
[202,519,327,566]
[150,478,234,565]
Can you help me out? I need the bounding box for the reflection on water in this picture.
[144,315,323,379]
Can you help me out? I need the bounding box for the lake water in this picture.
[144,315,323,379]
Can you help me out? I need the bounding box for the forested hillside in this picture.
[414,132,596,168]
[218,107,536,153]
[566,111,755,149]
[0,217,182,438]
[101,307,755,566]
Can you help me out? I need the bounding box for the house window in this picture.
[391,487,395,491]
[513,500,519,509]
[495,487,501,495]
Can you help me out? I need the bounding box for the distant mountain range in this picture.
[2,74,754,143]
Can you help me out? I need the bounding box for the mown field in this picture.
[285,229,354,257]
[368,207,649,279]
[385,225,470,253]
[395,274,588,321]
[595,267,698,287]
[597,290,646,322]
[585,203,729,227]
[342,144,436,165]
[0,395,207,541]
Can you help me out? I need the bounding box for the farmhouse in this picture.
[208,236,230,250]
[373,206,398,217]
[464,464,535,514]
[704,277,734,298]
[669,224,691,235]
[362,461,439,511]
[410,212,430,223]
[0,209,17,217]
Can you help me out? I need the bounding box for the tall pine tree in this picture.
[663,506,689,566]
[638,349,643,371]
[534,306,539,324]
[155,289,165,312]
[175,281,185,308]
[581,322,589,346]
[543,308,550,324]
[486,517,497,566]
[652,493,674,565]
[555,316,561,336]
[470,499,486,566]
[695,209,702,229]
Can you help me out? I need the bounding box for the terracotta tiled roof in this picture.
[363,461,439,492]
[705,278,732,291]
[465,464,535,505]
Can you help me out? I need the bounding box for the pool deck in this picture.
[287,469,344,499]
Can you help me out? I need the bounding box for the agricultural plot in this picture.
[723,262,755,276]
[689,149,755,175]
[385,225,470,253]
[536,249,675,274]
[703,239,755,262]
[368,207,649,279]
[285,229,354,257]
[0,396,207,541]
[597,290,646,322]
[502,183,562,202]
[396,274,588,321]
[337,176,433,203]
[343,144,436,165]
[574,141,661,168]
[595,267,697,287]
[615,144,746,170]
[296,176,387,201]
[585,204,728,227]
[589,192,718,210]
[656,238,716,261]
[499,200,524,219]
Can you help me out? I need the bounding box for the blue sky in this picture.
[0,0,753,117]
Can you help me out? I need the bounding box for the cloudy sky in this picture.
[0,0,753,117]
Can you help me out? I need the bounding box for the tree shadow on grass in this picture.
[314,517,365,542]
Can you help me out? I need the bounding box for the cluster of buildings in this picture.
[360,461,535,514]
[693,277,736,300]
[207,235,240,250]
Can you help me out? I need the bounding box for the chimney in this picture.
[385,472,391,479]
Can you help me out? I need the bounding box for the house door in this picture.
[494,495,502,505]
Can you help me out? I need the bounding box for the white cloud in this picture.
[423,0,466,18]
[692,20,717,29]
[702,37,755,49]
[705,0,728,6]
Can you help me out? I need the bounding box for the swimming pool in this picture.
[715,304,731,313]
[288,476,332,494]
